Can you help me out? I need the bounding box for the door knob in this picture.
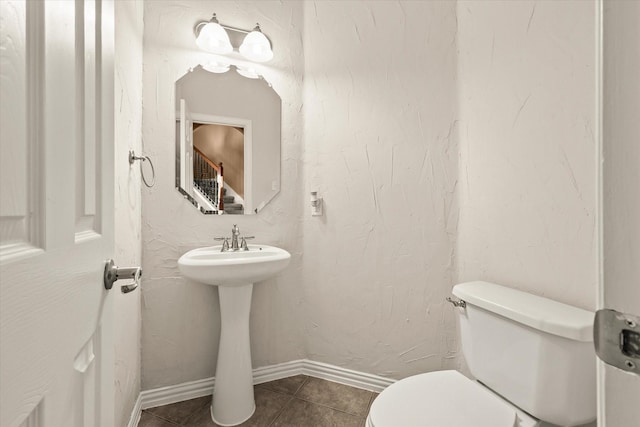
[103,259,142,293]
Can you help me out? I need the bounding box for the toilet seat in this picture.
[367,370,518,427]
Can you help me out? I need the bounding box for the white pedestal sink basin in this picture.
[178,245,291,426]
[178,245,291,285]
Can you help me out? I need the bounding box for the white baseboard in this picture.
[252,359,306,385]
[301,360,394,392]
[140,376,216,410]
[130,359,394,423]
[126,394,142,427]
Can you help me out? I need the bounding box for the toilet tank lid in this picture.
[452,281,594,342]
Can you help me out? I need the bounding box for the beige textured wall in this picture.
[114,1,143,425]
[456,0,597,310]
[141,0,305,390]
[302,1,461,379]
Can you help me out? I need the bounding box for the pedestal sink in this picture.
[178,245,291,426]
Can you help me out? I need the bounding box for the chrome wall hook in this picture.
[129,150,155,188]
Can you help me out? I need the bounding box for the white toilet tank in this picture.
[452,282,596,427]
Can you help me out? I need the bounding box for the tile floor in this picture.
[137,375,378,427]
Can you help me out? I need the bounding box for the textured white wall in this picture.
[114,1,143,425]
[456,0,597,310]
[302,1,460,379]
[141,0,306,390]
[138,0,600,394]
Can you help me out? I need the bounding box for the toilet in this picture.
[367,281,597,427]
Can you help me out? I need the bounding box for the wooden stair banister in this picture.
[193,146,221,174]
[218,162,224,211]
[193,146,224,213]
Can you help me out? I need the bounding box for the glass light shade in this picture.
[203,61,230,73]
[239,29,273,62]
[236,66,260,79]
[196,22,232,54]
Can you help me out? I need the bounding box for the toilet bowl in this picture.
[366,281,597,427]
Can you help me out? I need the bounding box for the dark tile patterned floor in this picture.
[138,375,378,427]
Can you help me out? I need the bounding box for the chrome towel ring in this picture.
[129,150,155,188]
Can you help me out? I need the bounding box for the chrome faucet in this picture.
[214,225,254,252]
[231,224,240,250]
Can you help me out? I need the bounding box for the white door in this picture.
[600,0,640,425]
[0,1,115,426]
[179,98,194,195]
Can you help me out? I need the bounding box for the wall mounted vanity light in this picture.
[202,61,231,74]
[238,24,273,62]
[195,13,273,63]
[235,66,260,79]
[195,14,232,54]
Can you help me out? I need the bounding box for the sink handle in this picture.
[240,236,255,251]
[214,237,230,252]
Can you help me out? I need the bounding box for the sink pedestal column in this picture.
[211,283,255,426]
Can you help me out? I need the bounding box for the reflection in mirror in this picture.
[175,65,281,215]
[194,123,244,214]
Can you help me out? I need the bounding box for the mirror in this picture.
[175,65,281,214]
